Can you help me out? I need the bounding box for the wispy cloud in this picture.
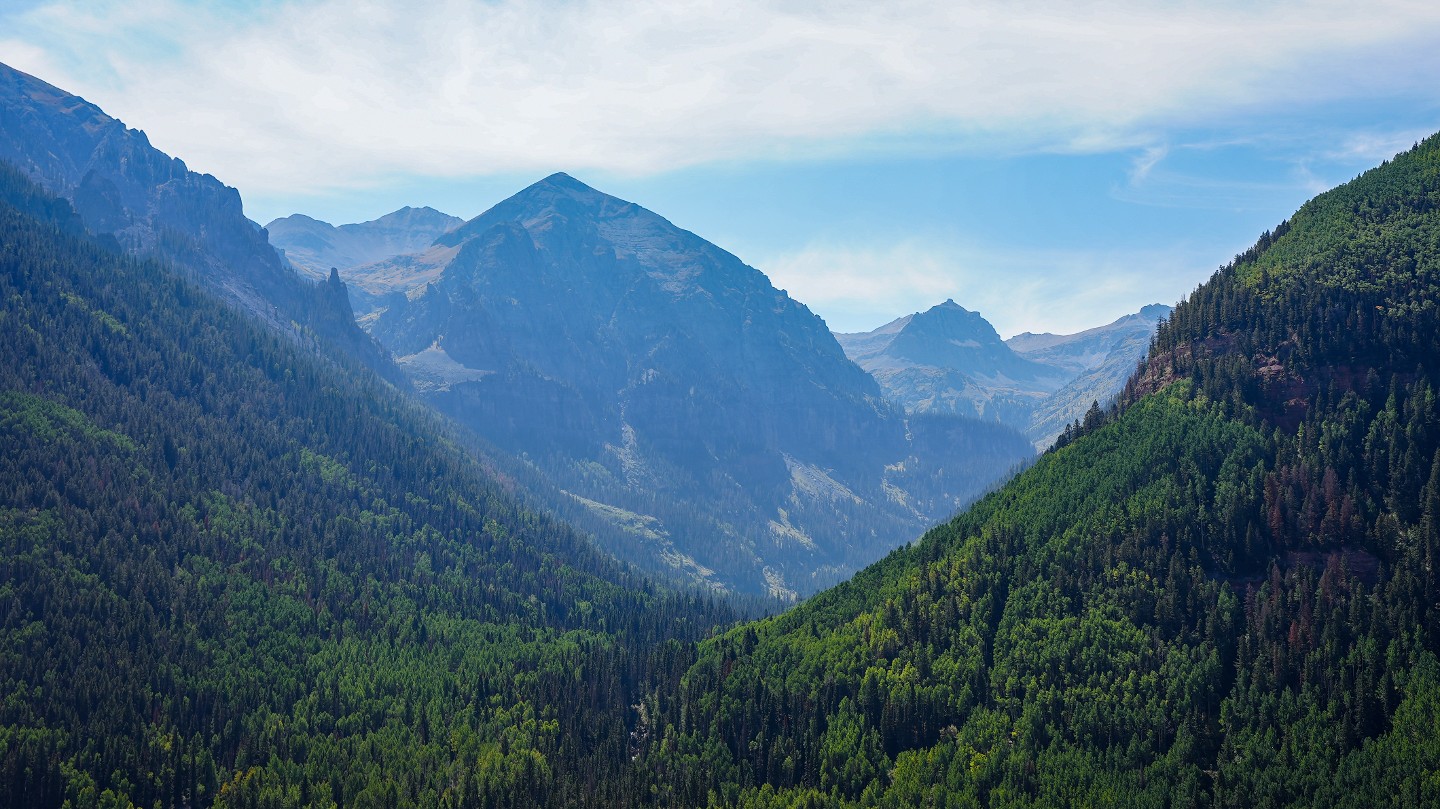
[2,0,1438,197]
[1128,145,1169,185]
[759,239,1212,337]
[1111,168,1313,212]
[1325,128,1435,163]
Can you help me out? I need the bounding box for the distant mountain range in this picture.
[304,173,1035,596]
[0,45,1156,598]
[836,299,1072,426]
[837,300,1170,447]
[1010,303,1172,445]
[267,206,464,280]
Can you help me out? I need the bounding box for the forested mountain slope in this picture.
[0,163,731,809]
[640,137,1440,807]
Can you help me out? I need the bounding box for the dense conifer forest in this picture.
[3,125,1440,808]
[637,135,1440,806]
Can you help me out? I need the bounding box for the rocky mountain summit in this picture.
[360,173,1035,595]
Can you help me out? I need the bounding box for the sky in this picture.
[2,0,1439,336]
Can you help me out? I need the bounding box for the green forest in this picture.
[641,136,1440,807]
[3,127,1440,807]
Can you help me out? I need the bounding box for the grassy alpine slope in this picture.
[641,136,1440,807]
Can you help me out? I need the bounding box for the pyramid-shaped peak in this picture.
[437,172,652,248]
[900,299,1002,343]
[912,298,986,326]
[537,171,594,191]
[930,298,970,313]
[498,171,623,211]
[516,172,613,203]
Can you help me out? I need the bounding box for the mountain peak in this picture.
[493,172,607,207]
[266,212,329,229]
[364,205,462,232]
[905,298,994,339]
[537,171,594,192]
[511,172,616,209]
[438,171,665,253]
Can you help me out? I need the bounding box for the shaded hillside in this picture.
[0,163,732,809]
[641,137,1440,806]
[364,173,1035,597]
[0,62,396,381]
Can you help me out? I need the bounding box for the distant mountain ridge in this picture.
[266,206,463,280]
[1010,302,1171,444]
[837,300,1170,447]
[360,173,1036,596]
[1008,302,1172,369]
[836,299,1071,426]
[0,62,395,380]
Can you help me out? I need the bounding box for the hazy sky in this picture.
[3,0,1439,335]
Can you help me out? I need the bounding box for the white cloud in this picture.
[759,240,1208,337]
[1128,145,1169,185]
[2,0,1439,197]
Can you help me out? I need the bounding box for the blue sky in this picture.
[3,0,1439,335]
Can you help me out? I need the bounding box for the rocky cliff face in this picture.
[0,62,394,380]
[838,301,1170,448]
[366,174,1035,596]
